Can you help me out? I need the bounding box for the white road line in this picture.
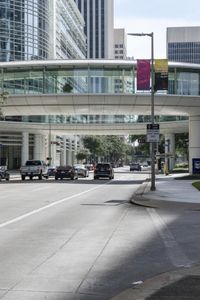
[0,184,108,229]
[147,208,193,268]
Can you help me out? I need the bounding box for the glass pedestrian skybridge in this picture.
[0,59,200,96]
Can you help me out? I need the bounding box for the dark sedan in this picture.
[55,165,78,180]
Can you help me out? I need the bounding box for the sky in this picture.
[114,0,200,59]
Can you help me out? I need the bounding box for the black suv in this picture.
[94,163,114,180]
[130,163,141,171]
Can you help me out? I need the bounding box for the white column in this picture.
[21,132,29,165]
[51,134,58,166]
[60,136,67,166]
[165,133,175,172]
[66,138,73,165]
[189,115,200,174]
[34,134,45,160]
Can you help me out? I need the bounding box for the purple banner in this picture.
[137,60,150,90]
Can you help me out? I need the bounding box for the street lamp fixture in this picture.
[128,32,156,191]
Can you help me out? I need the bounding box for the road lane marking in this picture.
[147,208,193,268]
[0,183,109,229]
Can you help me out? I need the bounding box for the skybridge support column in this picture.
[165,133,175,172]
[60,136,67,166]
[21,132,29,165]
[34,134,45,161]
[189,115,200,174]
[66,137,72,165]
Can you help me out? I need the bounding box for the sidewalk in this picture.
[132,173,200,209]
[110,173,200,300]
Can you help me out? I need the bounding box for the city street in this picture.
[0,167,200,299]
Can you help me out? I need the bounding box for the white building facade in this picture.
[114,28,127,60]
[74,0,114,59]
[167,26,200,63]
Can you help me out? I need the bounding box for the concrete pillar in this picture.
[51,134,58,166]
[66,137,73,165]
[21,132,29,165]
[60,136,67,166]
[34,134,45,160]
[189,115,200,174]
[165,133,175,172]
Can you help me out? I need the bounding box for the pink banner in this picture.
[137,60,150,90]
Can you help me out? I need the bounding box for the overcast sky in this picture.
[114,0,200,59]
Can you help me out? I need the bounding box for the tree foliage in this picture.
[82,135,128,162]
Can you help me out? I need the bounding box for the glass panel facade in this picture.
[168,42,200,64]
[177,72,199,95]
[0,0,49,62]
[0,65,135,94]
[1,63,200,95]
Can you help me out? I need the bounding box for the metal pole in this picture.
[128,32,156,191]
[150,32,156,191]
[49,116,51,166]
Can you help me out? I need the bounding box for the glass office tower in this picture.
[0,0,86,168]
[0,0,50,61]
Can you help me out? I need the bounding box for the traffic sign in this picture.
[146,123,160,143]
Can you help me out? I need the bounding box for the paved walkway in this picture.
[111,173,200,300]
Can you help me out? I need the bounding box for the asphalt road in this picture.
[1,167,200,300]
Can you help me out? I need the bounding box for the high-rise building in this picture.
[0,0,86,62]
[167,26,200,63]
[74,0,114,59]
[49,0,86,59]
[114,28,127,60]
[0,0,50,61]
[0,0,86,168]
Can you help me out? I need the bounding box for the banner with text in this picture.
[137,59,150,90]
[154,59,168,91]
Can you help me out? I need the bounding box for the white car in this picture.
[74,164,89,177]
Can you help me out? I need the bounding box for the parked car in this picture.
[47,166,57,177]
[94,163,114,180]
[55,165,78,180]
[74,164,89,177]
[0,166,10,181]
[20,160,48,180]
[130,163,141,171]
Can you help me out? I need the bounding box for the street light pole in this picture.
[48,115,52,166]
[128,32,156,191]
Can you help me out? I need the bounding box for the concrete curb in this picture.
[131,180,200,210]
[110,263,200,300]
